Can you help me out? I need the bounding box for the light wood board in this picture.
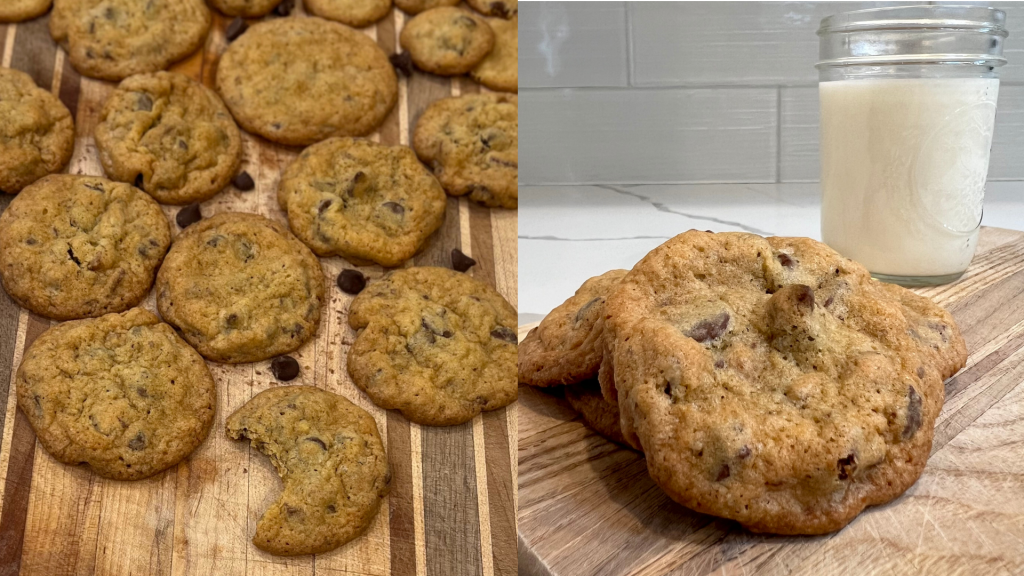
[518,227,1024,576]
[0,5,516,576]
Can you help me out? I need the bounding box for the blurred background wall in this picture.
[519,2,1024,185]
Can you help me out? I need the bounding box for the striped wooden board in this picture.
[518,227,1024,576]
[0,4,517,576]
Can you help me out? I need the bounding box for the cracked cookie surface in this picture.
[348,266,517,426]
[50,0,211,81]
[156,212,325,364]
[0,68,74,194]
[226,386,390,556]
[96,71,242,205]
[208,0,283,17]
[0,0,52,23]
[413,93,517,208]
[306,0,392,28]
[470,16,516,92]
[216,17,397,146]
[605,230,967,534]
[0,175,171,320]
[518,269,627,387]
[278,137,446,267]
[16,308,216,480]
[399,7,494,76]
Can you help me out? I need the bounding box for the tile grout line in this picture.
[624,1,634,87]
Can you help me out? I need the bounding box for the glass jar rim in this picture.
[818,5,1007,36]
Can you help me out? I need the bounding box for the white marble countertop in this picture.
[518,182,1024,323]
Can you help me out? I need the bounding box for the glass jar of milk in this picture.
[817,6,1007,286]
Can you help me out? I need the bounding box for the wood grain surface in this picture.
[518,227,1024,576]
[0,5,517,576]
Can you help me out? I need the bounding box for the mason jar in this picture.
[817,6,1007,286]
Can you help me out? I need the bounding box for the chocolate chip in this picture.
[326,504,337,514]
[84,182,104,192]
[306,437,327,450]
[451,249,476,272]
[574,297,601,326]
[206,235,224,247]
[383,202,404,215]
[67,247,81,266]
[837,452,857,480]
[232,170,255,191]
[226,17,248,42]
[128,432,147,451]
[737,445,751,459]
[490,326,516,344]
[284,505,302,517]
[777,253,796,268]
[686,312,730,343]
[714,359,726,369]
[823,295,834,308]
[176,203,202,228]
[389,52,414,76]
[792,284,815,309]
[225,313,239,328]
[136,93,153,112]
[25,237,37,245]
[716,464,731,481]
[903,386,922,440]
[318,199,333,215]
[489,1,510,17]
[346,171,367,196]
[422,318,453,338]
[663,382,672,398]
[337,269,366,295]
[137,387,149,398]
[273,0,294,16]
[917,366,925,379]
[271,356,300,381]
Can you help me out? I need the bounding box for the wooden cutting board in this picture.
[0,6,517,576]
[518,226,1024,576]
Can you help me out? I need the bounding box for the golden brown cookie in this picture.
[348,267,517,426]
[518,269,627,387]
[471,16,516,92]
[0,175,171,320]
[564,381,631,448]
[208,0,282,17]
[216,17,397,146]
[399,8,494,76]
[466,0,515,19]
[278,137,446,267]
[605,231,968,535]
[0,0,52,22]
[50,0,211,81]
[0,68,74,194]
[16,308,215,480]
[413,93,517,208]
[96,71,242,205]
[393,0,457,15]
[226,386,390,556]
[306,0,391,28]
[156,212,325,364]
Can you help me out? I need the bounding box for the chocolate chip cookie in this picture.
[470,16,516,92]
[278,138,446,267]
[0,0,52,22]
[393,0,457,15]
[208,0,283,17]
[49,0,211,81]
[95,71,242,205]
[0,175,171,320]
[306,0,392,28]
[226,386,390,556]
[216,17,398,146]
[16,308,216,480]
[156,212,325,364]
[399,8,494,76]
[348,266,517,426]
[518,269,627,387]
[0,68,74,194]
[564,381,631,448]
[466,0,515,19]
[413,93,517,208]
[604,231,968,534]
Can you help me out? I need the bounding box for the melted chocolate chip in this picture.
[686,312,730,343]
[224,313,239,328]
[737,445,751,459]
[903,386,922,439]
[337,269,366,295]
[917,366,925,379]
[226,17,248,42]
[232,170,255,191]
[451,249,476,272]
[716,464,731,481]
[206,235,224,247]
[128,432,147,451]
[574,297,602,326]
[389,52,414,76]
[326,504,337,514]
[792,284,815,309]
[177,139,188,151]
[837,453,857,480]
[823,295,834,308]
[383,202,405,216]
[714,359,726,369]
[176,203,202,228]
[136,93,153,112]
[422,318,453,338]
[777,253,796,268]
[490,326,516,344]
[271,356,300,381]
[25,238,37,245]
[489,1,510,17]
[137,387,149,398]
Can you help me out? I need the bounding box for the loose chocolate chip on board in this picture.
[232,170,255,191]
[337,269,366,295]
[451,249,476,272]
[271,356,300,381]
[273,0,294,16]
[226,18,248,42]
[176,203,203,228]
[389,52,414,77]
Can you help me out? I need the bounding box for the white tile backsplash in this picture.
[519,2,629,88]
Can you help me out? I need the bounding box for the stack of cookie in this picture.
[519,231,968,535]
[0,0,517,558]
